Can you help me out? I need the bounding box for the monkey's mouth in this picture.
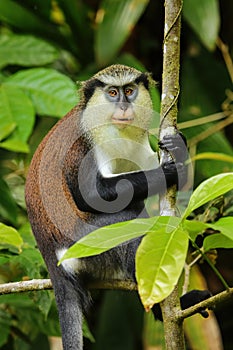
[112,116,134,125]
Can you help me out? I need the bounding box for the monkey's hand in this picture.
[159,132,188,164]
[159,132,188,189]
[161,160,187,190]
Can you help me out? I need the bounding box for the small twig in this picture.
[150,112,229,135]
[178,111,229,130]
[182,263,190,295]
[188,114,233,148]
[191,241,230,290]
[216,37,233,83]
[182,254,202,295]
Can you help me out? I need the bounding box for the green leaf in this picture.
[59,217,157,262]
[0,293,34,307]
[5,68,77,117]
[184,173,233,218]
[0,34,58,69]
[0,0,63,44]
[18,222,36,248]
[183,0,220,50]
[136,226,189,309]
[0,139,29,153]
[184,220,208,241]
[0,84,35,152]
[0,223,23,250]
[0,256,10,266]
[5,173,26,209]
[12,248,46,278]
[59,216,182,263]
[186,217,233,251]
[203,234,233,251]
[209,217,233,240]
[0,177,17,225]
[30,290,53,319]
[95,0,149,65]
[0,309,11,347]
[56,0,93,63]
[0,122,16,141]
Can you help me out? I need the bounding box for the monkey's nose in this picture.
[119,102,128,111]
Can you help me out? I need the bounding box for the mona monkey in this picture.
[25,65,210,349]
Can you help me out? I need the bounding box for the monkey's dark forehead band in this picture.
[135,73,150,90]
[82,73,151,102]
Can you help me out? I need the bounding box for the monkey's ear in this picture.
[76,80,83,89]
[144,72,159,98]
[146,72,157,87]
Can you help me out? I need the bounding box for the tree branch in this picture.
[159,0,184,349]
[1,278,232,324]
[0,279,53,295]
[0,278,137,295]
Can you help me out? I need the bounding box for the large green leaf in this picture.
[95,0,149,66]
[59,216,182,263]
[0,84,35,152]
[183,0,220,50]
[136,226,188,309]
[59,217,158,263]
[56,0,93,63]
[0,0,65,46]
[5,68,78,117]
[0,34,58,69]
[184,173,233,218]
[0,223,23,250]
[0,0,51,30]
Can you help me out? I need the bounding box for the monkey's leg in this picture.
[152,290,211,321]
[52,276,85,350]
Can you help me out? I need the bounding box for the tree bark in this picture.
[159,0,185,349]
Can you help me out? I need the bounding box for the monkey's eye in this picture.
[124,87,134,96]
[108,89,118,97]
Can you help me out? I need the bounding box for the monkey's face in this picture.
[80,80,153,145]
[79,65,157,174]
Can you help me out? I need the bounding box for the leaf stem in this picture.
[191,240,230,290]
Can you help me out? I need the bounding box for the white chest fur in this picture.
[95,134,159,177]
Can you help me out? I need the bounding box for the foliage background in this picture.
[0,0,232,349]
